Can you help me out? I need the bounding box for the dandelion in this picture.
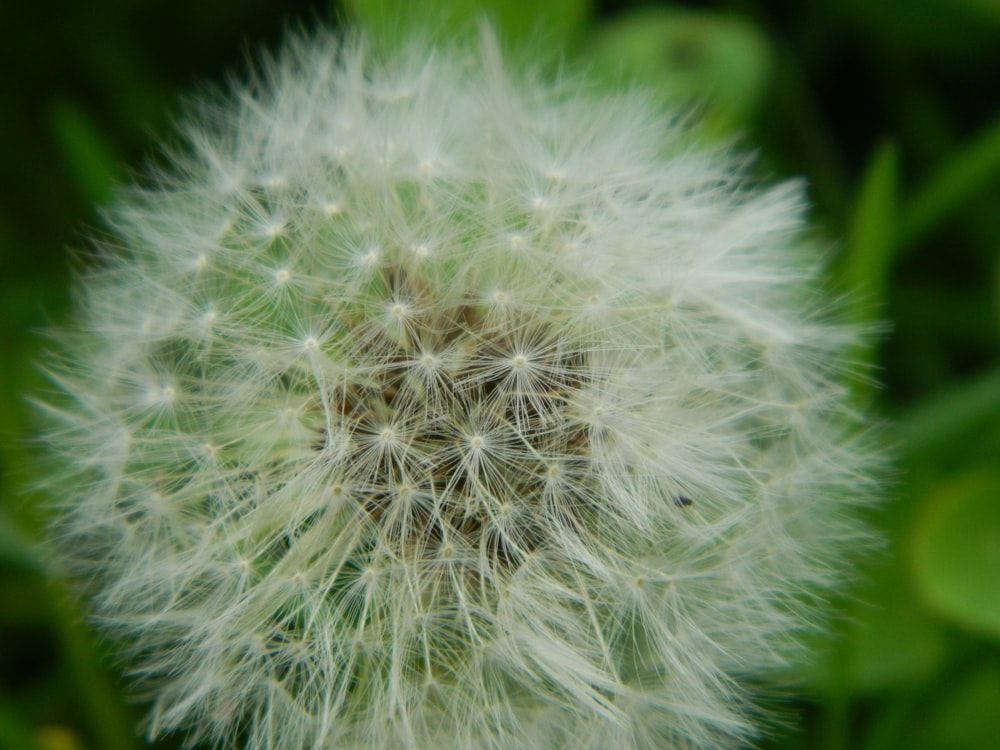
[40,27,880,750]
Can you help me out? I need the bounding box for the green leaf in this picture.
[0,704,46,750]
[843,141,898,316]
[0,508,44,573]
[787,564,948,696]
[839,140,898,398]
[586,7,773,135]
[835,0,1000,58]
[47,589,138,750]
[912,664,1000,750]
[957,0,1000,24]
[910,468,1000,638]
[900,110,1000,251]
[345,0,591,51]
[994,249,1000,336]
[49,100,120,207]
[899,366,1000,458]
[842,570,948,693]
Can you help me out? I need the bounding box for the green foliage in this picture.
[900,113,1000,252]
[844,141,898,322]
[1,1,999,748]
[586,6,773,136]
[912,470,1000,638]
[910,665,1000,750]
[49,101,121,207]
[346,0,591,50]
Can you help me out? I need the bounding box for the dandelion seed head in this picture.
[39,26,881,750]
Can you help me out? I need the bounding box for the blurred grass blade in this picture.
[840,140,898,396]
[49,588,138,750]
[898,365,1000,457]
[844,141,898,315]
[901,110,1000,250]
[49,100,120,207]
[994,249,1000,334]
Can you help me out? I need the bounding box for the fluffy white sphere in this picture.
[42,28,879,750]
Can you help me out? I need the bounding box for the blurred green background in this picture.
[1,1,999,748]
